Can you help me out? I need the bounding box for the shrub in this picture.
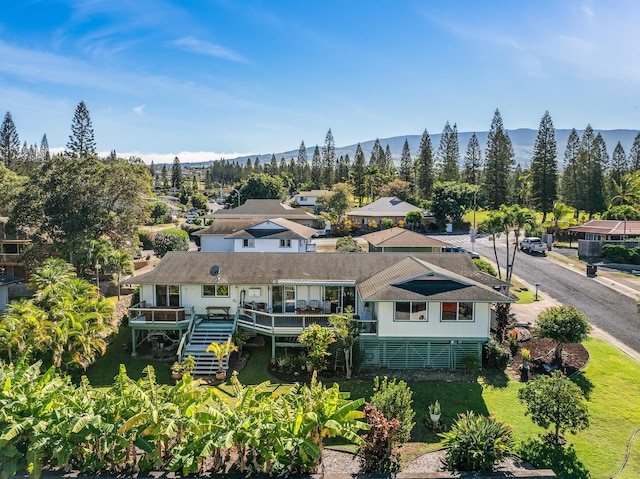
[336,235,361,252]
[358,403,401,473]
[473,258,498,277]
[483,338,510,370]
[461,353,480,373]
[536,305,591,362]
[367,220,378,230]
[138,230,154,250]
[381,218,394,229]
[601,244,630,263]
[440,411,514,471]
[370,376,415,443]
[152,228,189,257]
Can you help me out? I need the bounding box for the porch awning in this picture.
[276,279,356,287]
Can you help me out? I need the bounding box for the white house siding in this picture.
[232,238,304,253]
[376,301,491,339]
[200,235,233,252]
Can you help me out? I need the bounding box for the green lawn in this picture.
[85,329,640,479]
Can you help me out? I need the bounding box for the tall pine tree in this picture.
[437,121,460,181]
[66,101,96,158]
[609,141,628,186]
[560,128,582,216]
[351,144,367,206]
[321,128,336,187]
[297,140,310,184]
[530,111,558,221]
[39,133,50,162]
[399,139,413,182]
[483,109,514,209]
[172,156,183,191]
[462,132,482,185]
[0,112,20,170]
[415,129,435,199]
[629,132,640,171]
[311,145,322,186]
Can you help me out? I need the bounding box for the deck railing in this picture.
[128,301,194,325]
[237,307,377,335]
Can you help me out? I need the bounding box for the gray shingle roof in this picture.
[361,227,449,248]
[224,218,318,240]
[346,197,421,217]
[128,251,510,302]
[208,199,317,220]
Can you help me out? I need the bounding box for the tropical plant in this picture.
[105,250,134,299]
[369,375,415,443]
[297,323,335,372]
[328,310,360,378]
[232,329,249,354]
[482,338,510,370]
[518,371,590,445]
[206,340,238,376]
[536,305,592,362]
[440,411,514,471]
[358,403,401,473]
[428,400,441,415]
[521,348,531,368]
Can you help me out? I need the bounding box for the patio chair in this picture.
[309,299,320,310]
[323,300,331,313]
[296,300,307,310]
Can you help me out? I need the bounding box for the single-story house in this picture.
[204,199,318,227]
[346,197,423,226]
[568,220,640,257]
[125,251,510,371]
[361,227,450,253]
[292,190,331,209]
[194,217,318,252]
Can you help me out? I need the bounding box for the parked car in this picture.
[519,237,548,254]
[443,246,480,259]
[185,212,198,219]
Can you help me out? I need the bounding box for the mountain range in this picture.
[184,128,640,169]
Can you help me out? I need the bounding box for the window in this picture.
[279,239,292,248]
[243,239,255,248]
[441,302,474,321]
[202,284,229,297]
[155,284,180,307]
[394,302,428,321]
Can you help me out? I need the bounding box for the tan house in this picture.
[361,227,450,253]
[568,220,640,257]
[346,197,423,226]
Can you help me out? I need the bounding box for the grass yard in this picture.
[85,326,640,478]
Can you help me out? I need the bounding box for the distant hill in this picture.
[182,128,640,169]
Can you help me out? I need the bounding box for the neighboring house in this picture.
[194,217,318,252]
[0,217,31,281]
[126,251,510,370]
[292,190,331,208]
[205,199,318,227]
[346,197,423,226]
[568,220,640,257]
[0,278,21,312]
[361,227,450,253]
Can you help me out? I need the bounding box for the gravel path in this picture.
[321,448,536,474]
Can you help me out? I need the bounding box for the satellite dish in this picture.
[210,265,220,276]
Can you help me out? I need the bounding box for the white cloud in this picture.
[116,150,255,164]
[172,36,248,63]
[133,104,145,115]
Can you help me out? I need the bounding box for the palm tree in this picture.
[206,340,238,378]
[609,171,640,208]
[29,258,76,303]
[481,211,505,279]
[106,250,134,299]
[545,201,574,241]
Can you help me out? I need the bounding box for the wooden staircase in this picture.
[180,319,236,376]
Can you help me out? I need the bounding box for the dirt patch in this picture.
[508,333,590,381]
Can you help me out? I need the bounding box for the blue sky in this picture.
[2,0,640,163]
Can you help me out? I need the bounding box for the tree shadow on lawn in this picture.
[478,369,510,388]
[518,438,589,479]
[570,371,594,400]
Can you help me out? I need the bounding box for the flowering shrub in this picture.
[358,403,401,473]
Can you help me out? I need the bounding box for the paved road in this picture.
[444,233,640,355]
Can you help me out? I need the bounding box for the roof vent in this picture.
[210,265,220,276]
